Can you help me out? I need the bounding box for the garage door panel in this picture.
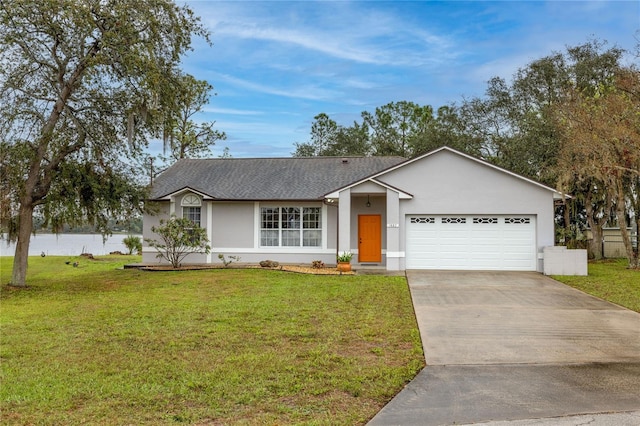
[470,261,502,270]
[504,240,534,250]
[472,239,500,246]
[411,237,438,247]
[502,251,532,260]
[440,258,469,268]
[441,241,468,249]
[406,215,536,271]
[503,230,532,238]
[472,250,501,259]
[470,232,498,241]
[440,230,467,238]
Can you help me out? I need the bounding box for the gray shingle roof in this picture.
[150,156,406,200]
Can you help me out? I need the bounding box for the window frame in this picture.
[182,206,202,228]
[181,194,203,228]
[259,205,322,248]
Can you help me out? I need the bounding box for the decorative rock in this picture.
[260,260,279,268]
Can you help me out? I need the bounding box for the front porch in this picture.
[325,179,412,271]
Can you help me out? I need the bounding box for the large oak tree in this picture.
[0,0,209,286]
[458,40,627,252]
[555,67,640,268]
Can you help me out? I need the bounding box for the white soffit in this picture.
[158,187,212,201]
[325,178,413,199]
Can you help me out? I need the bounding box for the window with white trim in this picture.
[183,206,201,227]
[181,194,202,227]
[260,206,321,247]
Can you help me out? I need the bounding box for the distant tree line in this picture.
[293,103,478,159]
[293,40,640,268]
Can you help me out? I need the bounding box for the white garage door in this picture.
[406,215,537,270]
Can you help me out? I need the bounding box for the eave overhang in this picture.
[324,178,413,200]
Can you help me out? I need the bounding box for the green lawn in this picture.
[553,258,640,313]
[0,256,424,425]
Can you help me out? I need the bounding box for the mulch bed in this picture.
[279,265,355,275]
[138,264,354,275]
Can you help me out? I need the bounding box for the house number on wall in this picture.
[387,223,400,228]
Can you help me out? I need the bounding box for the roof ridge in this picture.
[177,156,405,161]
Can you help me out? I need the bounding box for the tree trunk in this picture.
[563,198,572,245]
[584,188,609,260]
[614,184,638,269]
[635,215,640,263]
[7,47,92,287]
[587,224,604,260]
[631,178,640,266]
[10,202,34,287]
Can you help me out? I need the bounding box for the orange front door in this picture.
[358,215,382,263]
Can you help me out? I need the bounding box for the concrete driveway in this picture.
[368,271,640,426]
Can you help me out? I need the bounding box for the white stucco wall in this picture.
[376,149,556,271]
[211,202,255,249]
[144,199,337,265]
[142,194,210,264]
[142,149,557,271]
[142,201,170,264]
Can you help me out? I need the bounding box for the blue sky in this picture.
[168,0,639,158]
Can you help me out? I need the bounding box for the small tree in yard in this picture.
[123,235,142,255]
[146,217,210,268]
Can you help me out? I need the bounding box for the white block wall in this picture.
[543,246,588,276]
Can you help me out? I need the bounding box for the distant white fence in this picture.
[602,228,637,258]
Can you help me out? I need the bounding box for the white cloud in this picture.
[214,22,387,65]
[198,1,456,67]
[202,107,263,116]
[341,78,377,90]
[213,72,342,101]
[181,0,638,158]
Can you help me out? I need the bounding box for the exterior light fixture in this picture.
[366,195,371,207]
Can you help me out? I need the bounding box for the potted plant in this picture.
[336,251,353,272]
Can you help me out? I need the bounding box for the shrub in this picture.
[145,217,210,268]
[123,235,142,255]
[218,254,241,267]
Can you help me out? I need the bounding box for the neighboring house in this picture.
[143,146,564,272]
